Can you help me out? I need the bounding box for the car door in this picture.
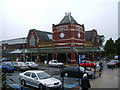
[72,67,82,78]
[30,73,39,87]
[14,62,19,70]
[23,72,32,85]
[53,61,58,66]
[50,61,55,66]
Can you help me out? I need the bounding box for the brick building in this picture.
[1,13,103,64]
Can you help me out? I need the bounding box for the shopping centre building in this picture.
[0,12,104,64]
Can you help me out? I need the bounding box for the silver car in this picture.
[19,70,61,89]
[12,61,29,71]
[25,62,38,69]
[48,60,64,67]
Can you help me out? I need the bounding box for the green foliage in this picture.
[104,38,116,55]
[115,38,120,55]
[99,35,105,46]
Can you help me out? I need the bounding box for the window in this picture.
[24,72,31,77]
[31,73,37,78]
[30,36,35,47]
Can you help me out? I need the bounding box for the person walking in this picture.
[80,73,91,90]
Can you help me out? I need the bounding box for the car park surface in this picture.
[48,60,64,67]
[2,61,119,89]
[19,70,61,89]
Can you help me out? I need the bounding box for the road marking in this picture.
[64,77,80,80]
[64,84,76,88]
[8,84,35,90]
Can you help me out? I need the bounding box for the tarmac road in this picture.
[90,67,119,89]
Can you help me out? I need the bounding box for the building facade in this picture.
[1,13,103,64]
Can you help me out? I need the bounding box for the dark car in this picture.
[1,62,14,72]
[107,60,120,68]
[63,66,93,78]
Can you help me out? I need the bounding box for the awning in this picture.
[9,47,102,54]
[9,49,23,53]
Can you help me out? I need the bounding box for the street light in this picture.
[23,37,25,62]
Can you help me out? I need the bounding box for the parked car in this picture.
[48,60,64,67]
[107,60,120,68]
[79,60,96,68]
[19,70,61,89]
[1,62,14,72]
[25,62,38,69]
[12,61,29,71]
[63,66,93,78]
[1,58,11,61]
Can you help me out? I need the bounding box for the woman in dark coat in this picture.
[80,73,91,90]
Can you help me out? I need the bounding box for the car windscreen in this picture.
[110,60,118,63]
[79,67,85,72]
[79,67,89,72]
[30,62,36,64]
[3,63,13,66]
[37,72,52,79]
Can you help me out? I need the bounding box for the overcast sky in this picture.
[0,0,119,43]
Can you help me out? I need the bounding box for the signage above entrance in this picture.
[39,44,53,47]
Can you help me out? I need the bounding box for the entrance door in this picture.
[57,53,66,63]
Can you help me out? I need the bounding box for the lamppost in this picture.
[23,37,25,62]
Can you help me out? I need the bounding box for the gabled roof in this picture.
[59,12,78,25]
[85,30,93,41]
[35,30,52,42]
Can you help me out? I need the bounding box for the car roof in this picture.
[25,61,35,63]
[2,61,12,63]
[50,60,58,61]
[111,60,118,61]
[65,66,83,68]
[12,61,24,63]
[25,70,44,73]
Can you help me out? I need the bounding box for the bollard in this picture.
[61,72,65,90]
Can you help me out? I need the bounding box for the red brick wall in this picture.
[53,24,85,47]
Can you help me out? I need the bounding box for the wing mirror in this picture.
[34,77,38,80]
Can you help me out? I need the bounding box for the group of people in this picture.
[80,61,103,90]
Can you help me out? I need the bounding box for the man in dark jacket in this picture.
[80,73,91,90]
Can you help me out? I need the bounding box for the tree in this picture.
[98,35,105,46]
[104,38,116,57]
[115,38,120,55]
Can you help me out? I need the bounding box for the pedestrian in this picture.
[99,61,103,71]
[96,63,101,77]
[80,73,91,90]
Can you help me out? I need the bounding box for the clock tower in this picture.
[52,12,85,47]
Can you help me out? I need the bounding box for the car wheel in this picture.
[17,68,19,71]
[21,80,26,86]
[39,84,44,90]
[48,64,51,67]
[107,66,110,68]
[58,65,60,68]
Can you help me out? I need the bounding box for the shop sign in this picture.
[84,43,93,47]
[39,44,53,47]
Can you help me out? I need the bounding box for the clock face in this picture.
[60,33,65,38]
[78,33,81,38]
